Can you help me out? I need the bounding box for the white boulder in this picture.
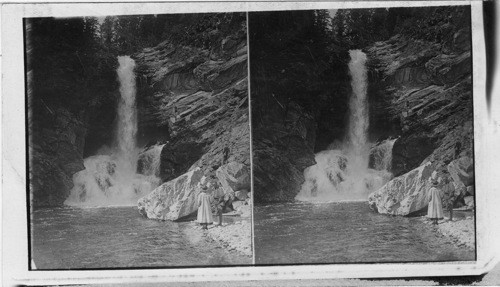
[368,162,435,216]
[138,167,204,221]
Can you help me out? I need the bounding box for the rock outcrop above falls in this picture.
[135,16,249,220]
[367,27,473,216]
[134,27,248,179]
[367,34,473,177]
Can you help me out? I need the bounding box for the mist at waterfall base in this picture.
[65,56,163,207]
[296,50,396,202]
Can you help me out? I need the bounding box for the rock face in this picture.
[253,103,317,203]
[134,22,248,179]
[30,107,87,207]
[216,162,250,197]
[446,156,475,208]
[135,15,249,220]
[138,168,204,221]
[27,27,88,207]
[367,34,473,177]
[368,162,435,216]
[447,156,474,188]
[367,27,473,216]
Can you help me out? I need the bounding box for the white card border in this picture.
[2,1,499,285]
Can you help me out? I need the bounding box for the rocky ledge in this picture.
[367,27,474,217]
[135,16,250,222]
[369,156,474,216]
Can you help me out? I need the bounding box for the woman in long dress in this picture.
[197,186,213,229]
[428,172,444,225]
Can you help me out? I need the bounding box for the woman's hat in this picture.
[431,171,439,184]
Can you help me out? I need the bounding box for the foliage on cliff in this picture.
[27,17,119,206]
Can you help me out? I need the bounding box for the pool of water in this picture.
[31,207,251,269]
[254,201,475,264]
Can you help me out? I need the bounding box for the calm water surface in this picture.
[32,207,250,269]
[254,201,474,264]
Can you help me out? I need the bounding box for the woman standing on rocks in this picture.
[197,186,213,230]
[428,172,444,225]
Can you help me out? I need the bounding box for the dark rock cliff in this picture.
[25,18,116,208]
[135,15,250,220]
[367,32,473,177]
[367,26,473,215]
[249,11,350,203]
[252,102,317,202]
[133,18,248,183]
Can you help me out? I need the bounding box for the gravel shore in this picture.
[205,220,252,257]
[191,219,252,257]
[436,216,475,250]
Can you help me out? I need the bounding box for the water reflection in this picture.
[32,207,249,269]
[255,201,474,264]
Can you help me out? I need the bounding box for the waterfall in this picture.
[370,138,397,171]
[137,144,165,177]
[65,56,162,207]
[344,50,370,196]
[346,50,369,165]
[296,50,395,202]
[116,56,138,174]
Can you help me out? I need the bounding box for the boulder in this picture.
[137,167,204,221]
[216,162,250,196]
[447,156,474,188]
[368,162,435,216]
[235,204,251,218]
[231,200,245,210]
[235,189,249,200]
[464,196,474,209]
[466,185,474,196]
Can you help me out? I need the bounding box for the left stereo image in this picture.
[25,13,252,269]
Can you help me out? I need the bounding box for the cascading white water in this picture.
[65,56,162,207]
[296,50,395,202]
[138,144,165,177]
[370,138,397,171]
[344,50,370,195]
[116,56,138,174]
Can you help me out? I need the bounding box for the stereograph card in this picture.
[1,0,499,286]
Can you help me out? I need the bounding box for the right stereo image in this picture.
[249,6,475,264]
